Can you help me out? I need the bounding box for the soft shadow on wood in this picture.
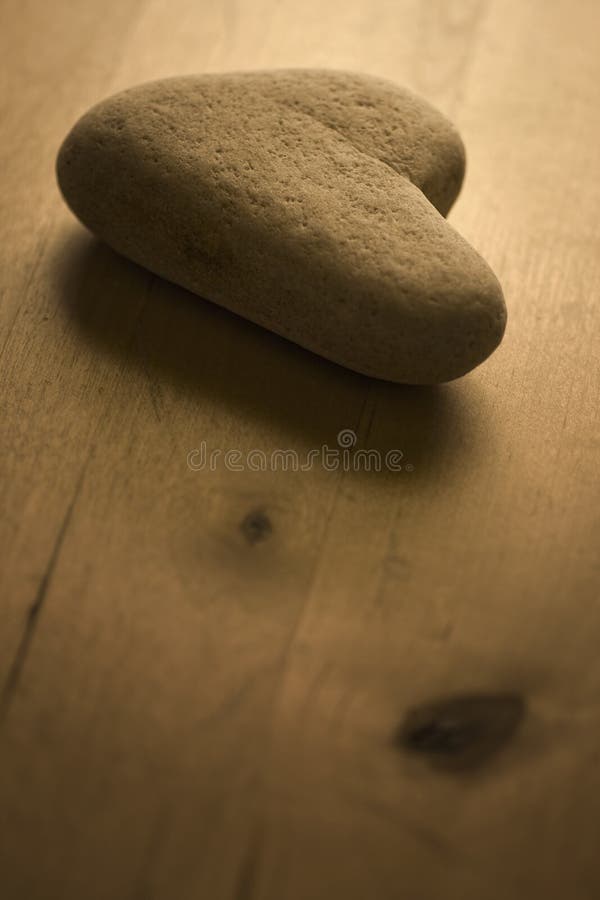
[55,228,490,481]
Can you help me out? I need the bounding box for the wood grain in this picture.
[1,1,599,898]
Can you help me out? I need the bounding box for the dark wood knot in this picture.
[240,508,273,545]
[395,692,525,772]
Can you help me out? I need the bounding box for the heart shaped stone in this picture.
[56,69,506,383]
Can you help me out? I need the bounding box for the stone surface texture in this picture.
[56,68,506,383]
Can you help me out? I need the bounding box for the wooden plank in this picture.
[1,1,599,898]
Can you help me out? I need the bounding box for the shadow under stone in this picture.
[53,227,490,485]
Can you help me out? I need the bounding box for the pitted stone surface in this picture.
[56,68,506,383]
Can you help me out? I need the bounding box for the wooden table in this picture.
[1,1,599,897]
